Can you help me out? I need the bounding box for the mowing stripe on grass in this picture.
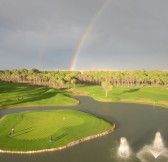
[0,109,113,151]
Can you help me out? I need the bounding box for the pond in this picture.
[0,96,168,162]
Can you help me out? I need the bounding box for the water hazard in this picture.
[0,96,168,162]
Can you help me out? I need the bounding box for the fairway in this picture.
[75,85,168,108]
[0,109,113,152]
[0,81,78,109]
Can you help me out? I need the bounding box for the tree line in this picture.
[0,69,79,89]
[77,70,168,87]
[0,69,168,88]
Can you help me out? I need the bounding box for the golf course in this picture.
[1,0,168,160]
[75,85,168,108]
[0,81,78,109]
[0,109,113,152]
[0,80,168,153]
[1,81,168,109]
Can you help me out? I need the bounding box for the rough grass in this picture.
[75,85,168,108]
[0,82,78,109]
[0,109,113,151]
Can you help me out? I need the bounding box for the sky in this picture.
[0,0,168,70]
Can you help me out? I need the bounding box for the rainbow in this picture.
[69,0,110,71]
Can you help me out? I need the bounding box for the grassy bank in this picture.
[0,82,78,109]
[75,85,168,108]
[1,81,168,109]
[0,109,113,151]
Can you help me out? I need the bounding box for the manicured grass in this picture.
[0,109,113,151]
[1,81,168,109]
[0,82,78,109]
[75,85,168,108]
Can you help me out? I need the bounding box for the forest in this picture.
[0,69,168,88]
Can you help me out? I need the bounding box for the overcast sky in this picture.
[0,0,168,70]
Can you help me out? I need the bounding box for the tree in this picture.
[65,75,72,89]
[101,81,113,97]
[71,78,77,88]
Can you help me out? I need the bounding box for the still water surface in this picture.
[0,96,168,162]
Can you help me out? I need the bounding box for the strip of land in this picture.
[1,81,168,109]
[75,85,168,108]
[0,81,78,109]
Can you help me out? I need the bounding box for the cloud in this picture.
[0,0,168,70]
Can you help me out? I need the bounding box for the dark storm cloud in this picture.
[76,0,168,70]
[0,0,168,70]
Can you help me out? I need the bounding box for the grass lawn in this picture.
[1,81,168,109]
[75,85,168,108]
[0,81,78,109]
[0,109,113,151]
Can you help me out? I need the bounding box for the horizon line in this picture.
[1,68,168,72]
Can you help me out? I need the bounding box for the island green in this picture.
[0,109,113,152]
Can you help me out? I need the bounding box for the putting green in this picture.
[0,109,113,152]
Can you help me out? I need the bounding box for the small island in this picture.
[0,109,114,153]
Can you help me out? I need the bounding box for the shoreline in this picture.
[0,124,115,154]
[87,96,168,109]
